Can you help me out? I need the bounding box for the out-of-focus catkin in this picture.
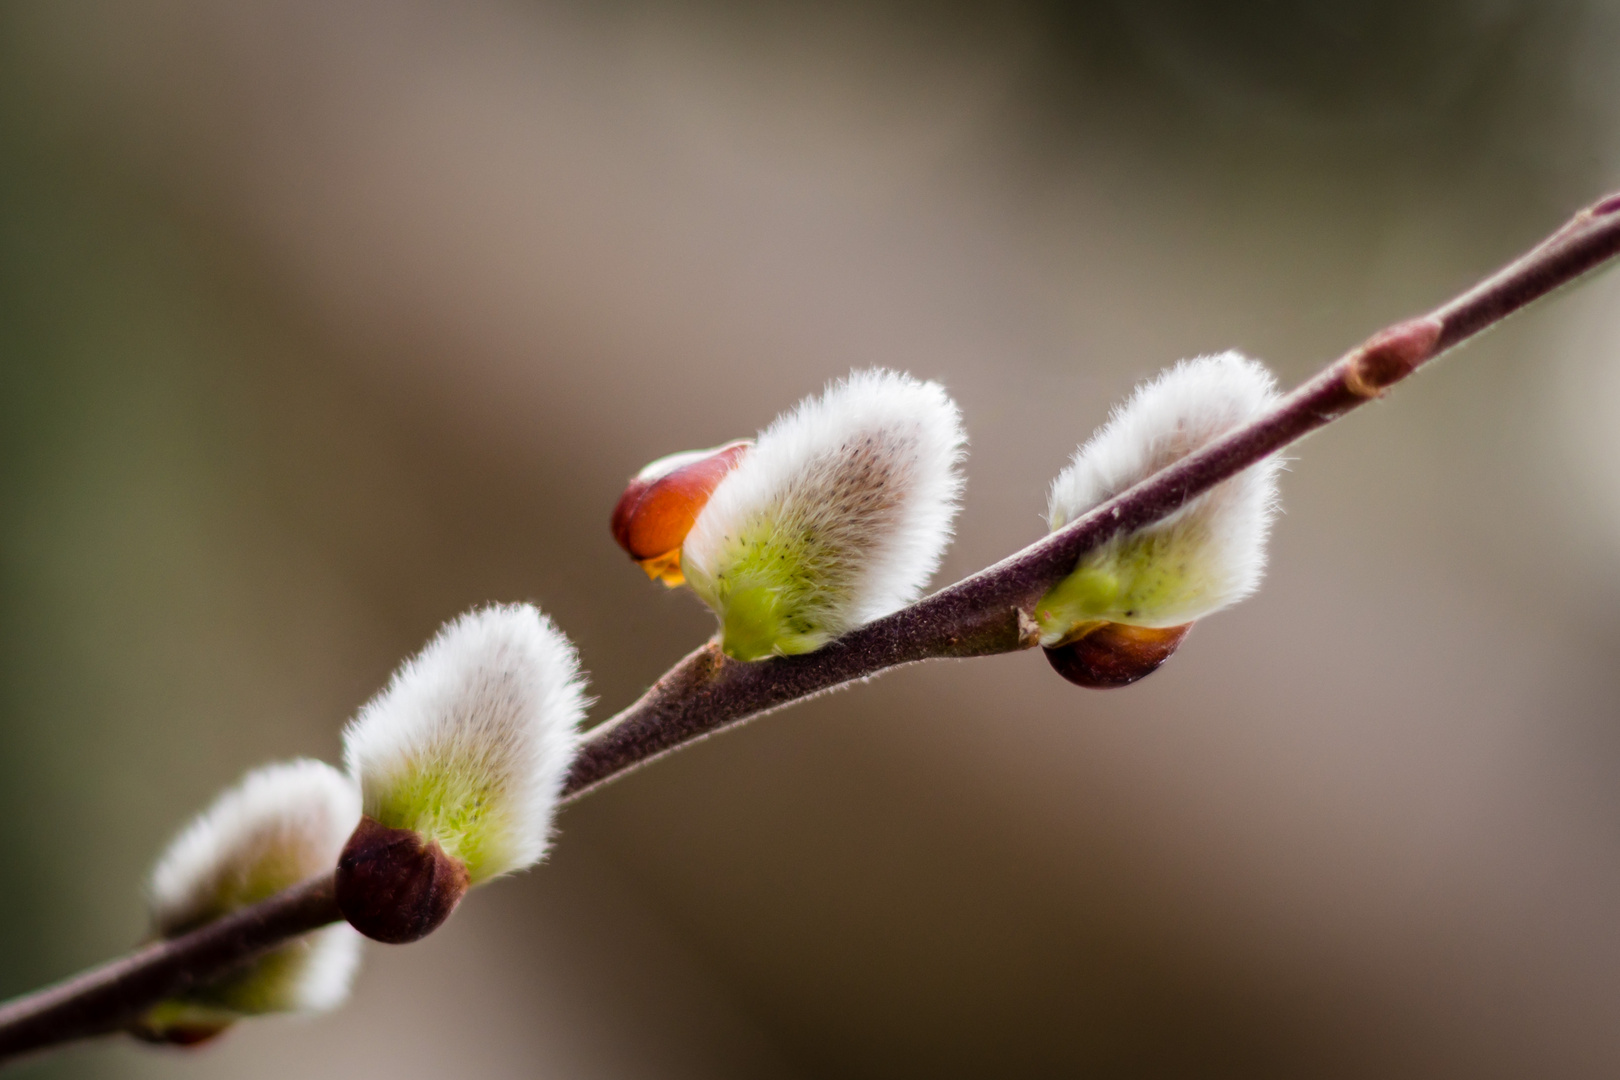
[139,759,363,1044]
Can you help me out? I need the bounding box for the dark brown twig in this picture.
[1,191,1617,1069]
[0,876,338,1062]
[563,192,1620,798]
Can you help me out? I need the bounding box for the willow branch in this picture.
[1,190,1617,1069]
[0,876,339,1062]
[563,191,1620,797]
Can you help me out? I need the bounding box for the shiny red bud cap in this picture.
[611,440,750,584]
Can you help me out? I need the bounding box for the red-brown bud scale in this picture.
[1043,622,1193,689]
[335,816,470,944]
[611,440,751,585]
[127,1018,233,1047]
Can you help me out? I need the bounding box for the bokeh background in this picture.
[4,1,1620,1076]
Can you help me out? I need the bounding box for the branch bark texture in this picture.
[2,192,1618,1068]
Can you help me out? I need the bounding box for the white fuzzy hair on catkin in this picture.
[683,368,967,634]
[148,759,363,1013]
[341,603,587,884]
[1048,351,1282,619]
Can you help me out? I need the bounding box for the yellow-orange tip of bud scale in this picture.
[611,441,752,586]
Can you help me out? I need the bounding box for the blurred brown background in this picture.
[4,1,1620,1076]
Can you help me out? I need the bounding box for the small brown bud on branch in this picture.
[335,817,470,945]
[1044,622,1194,689]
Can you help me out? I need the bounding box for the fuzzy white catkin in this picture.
[1046,351,1282,627]
[341,603,587,885]
[680,369,967,658]
[148,759,363,1015]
